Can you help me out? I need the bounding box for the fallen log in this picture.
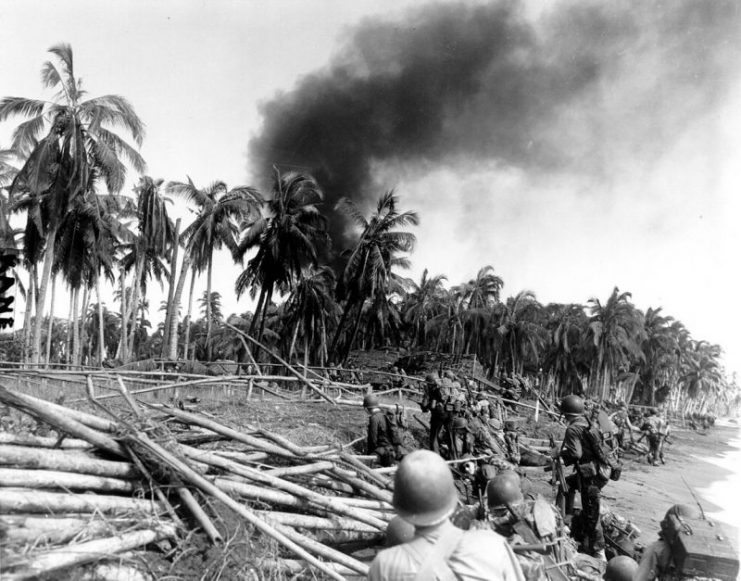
[16,392,117,432]
[181,445,387,530]
[339,452,392,489]
[330,467,393,504]
[265,461,334,478]
[127,431,348,581]
[0,515,137,545]
[0,489,164,516]
[1,524,177,581]
[261,559,363,577]
[267,521,369,576]
[0,468,138,494]
[0,445,138,479]
[252,511,376,533]
[0,432,92,449]
[0,386,125,457]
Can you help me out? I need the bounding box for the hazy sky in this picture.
[1,0,739,377]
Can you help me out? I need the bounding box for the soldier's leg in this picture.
[582,480,605,556]
[429,414,442,453]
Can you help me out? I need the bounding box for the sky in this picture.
[1,0,740,378]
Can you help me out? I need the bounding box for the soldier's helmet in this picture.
[443,369,456,380]
[504,419,519,431]
[560,395,585,416]
[425,372,438,384]
[362,393,379,408]
[660,504,702,540]
[488,418,503,430]
[604,556,639,581]
[486,472,524,509]
[392,450,458,527]
[619,401,628,409]
[384,515,415,547]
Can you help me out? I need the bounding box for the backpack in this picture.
[384,406,406,448]
[584,417,621,481]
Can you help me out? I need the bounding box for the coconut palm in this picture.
[167,178,262,360]
[0,44,145,364]
[541,303,590,396]
[490,290,546,375]
[234,170,326,343]
[403,269,447,348]
[330,191,418,361]
[587,287,645,400]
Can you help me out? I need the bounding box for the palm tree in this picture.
[167,178,262,360]
[234,170,326,343]
[587,287,645,401]
[635,307,677,404]
[330,191,418,361]
[491,290,546,375]
[0,44,145,364]
[403,269,447,348]
[455,266,504,355]
[284,266,338,366]
[541,303,590,396]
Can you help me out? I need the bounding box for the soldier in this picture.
[558,395,608,561]
[503,419,522,465]
[480,472,570,581]
[421,372,447,454]
[638,408,662,466]
[656,409,671,465]
[368,450,525,581]
[450,416,475,460]
[634,504,702,581]
[363,393,396,467]
[609,402,636,451]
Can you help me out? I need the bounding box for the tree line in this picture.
[0,45,736,415]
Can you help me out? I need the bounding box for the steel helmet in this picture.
[560,395,585,415]
[486,472,524,509]
[452,417,468,430]
[384,515,415,547]
[488,418,503,430]
[363,393,379,408]
[604,556,639,581]
[660,504,702,541]
[392,450,458,527]
[443,370,455,380]
[425,373,438,383]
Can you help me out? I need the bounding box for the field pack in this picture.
[663,515,739,581]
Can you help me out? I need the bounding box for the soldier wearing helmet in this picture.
[420,372,447,454]
[609,402,636,450]
[558,394,607,561]
[635,504,702,581]
[363,393,395,467]
[368,450,525,581]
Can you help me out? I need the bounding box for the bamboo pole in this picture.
[180,445,387,530]
[2,525,177,581]
[0,515,136,545]
[265,461,334,478]
[0,445,137,479]
[0,468,138,493]
[252,511,376,533]
[0,489,164,515]
[0,386,125,457]
[127,432,348,581]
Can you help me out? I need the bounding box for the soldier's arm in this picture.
[559,426,583,466]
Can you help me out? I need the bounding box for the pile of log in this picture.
[0,380,396,581]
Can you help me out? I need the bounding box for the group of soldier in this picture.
[361,368,715,581]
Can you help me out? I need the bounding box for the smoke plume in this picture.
[249,0,740,246]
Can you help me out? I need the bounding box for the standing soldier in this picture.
[656,409,670,465]
[609,402,635,451]
[503,419,522,465]
[558,395,608,561]
[638,409,662,466]
[421,372,446,454]
[368,450,525,581]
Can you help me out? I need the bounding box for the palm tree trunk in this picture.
[343,302,365,364]
[249,286,267,336]
[167,255,191,360]
[257,287,273,342]
[330,299,353,360]
[127,254,145,360]
[288,322,300,361]
[117,268,128,361]
[71,287,80,369]
[205,254,213,361]
[22,269,35,365]
[161,219,181,357]
[30,226,58,365]
[65,291,73,364]
[96,276,105,365]
[77,285,89,367]
[183,267,197,360]
[44,274,56,368]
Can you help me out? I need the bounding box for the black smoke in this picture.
[249,0,740,247]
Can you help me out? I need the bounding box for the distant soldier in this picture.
[369,450,526,581]
[656,409,671,465]
[558,395,608,561]
[638,409,662,466]
[449,416,475,460]
[609,402,636,450]
[363,394,397,467]
[421,372,447,454]
[503,419,521,465]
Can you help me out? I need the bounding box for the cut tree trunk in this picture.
[0,467,137,493]
[0,488,163,515]
[0,445,137,478]
[0,515,137,545]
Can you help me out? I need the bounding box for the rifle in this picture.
[680,475,707,521]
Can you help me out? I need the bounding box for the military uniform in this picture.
[421,377,447,454]
[367,409,395,467]
[560,415,606,556]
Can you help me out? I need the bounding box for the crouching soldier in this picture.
[369,450,526,581]
[476,471,572,581]
[363,394,403,467]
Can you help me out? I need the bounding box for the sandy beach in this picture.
[606,422,740,552]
